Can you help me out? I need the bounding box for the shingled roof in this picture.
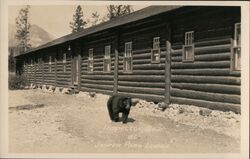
[17,5,182,56]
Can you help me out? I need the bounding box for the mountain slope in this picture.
[9,24,55,48]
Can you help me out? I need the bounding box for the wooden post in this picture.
[113,49,119,95]
[71,49,74,85]
[78,52,82,90]
[113,32,120,95]
[165,40,171,104]
[34,56,37,85]
[55,51,58,87]
[229,38,234,73]
[42,55,44,85]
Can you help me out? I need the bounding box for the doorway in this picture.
[72,54,80,86]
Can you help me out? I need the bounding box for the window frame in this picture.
[88,48,94,72]
[182,31,195,62]
[151,37,161,63]
[30,58,33,66]
[231,23,241,72]
[123,42,133,73]
[49,56,52,72]
[104,45,111,73]
[63,53,66,73]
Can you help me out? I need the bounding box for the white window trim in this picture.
[62,53,66,73]
[88,48,94,60]
[88,48,94,72]
[31,59,33,66]
[104,45,111,59]
[63,53,66,63]
[231,23,241,72]
[183,31,195,62]
[104,45,111,72]
[234,23,241,47]
[125,42,132,57]
[49,56,52,72]
[153,37,160,50]
[124,42,133,72]
[185,31,194,45]
[151,37,161,63]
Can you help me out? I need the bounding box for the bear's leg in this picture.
[122,111,129,124]
[113,112,119,122]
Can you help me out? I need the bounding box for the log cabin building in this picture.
[15,6,241,113]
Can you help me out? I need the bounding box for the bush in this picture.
[9,74,28,90]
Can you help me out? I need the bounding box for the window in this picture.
[151,37,161,63]
[234,23,241,46]
[183,31,194,62]
[104,45,111,72]
[124,42,133,72]
[63,53,66,72]
[88,48,94,72]
[49,56,52,72]
[231,23,241,71]
[38,57,42,70]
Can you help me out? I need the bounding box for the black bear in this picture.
[107,94,133,124]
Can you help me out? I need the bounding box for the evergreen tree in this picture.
[69,5,87,33]
[91,11,102,26]
[15,5,31,53]
[8,49,15,72]
[106,5,134,20]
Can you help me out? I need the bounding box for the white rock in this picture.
[61,88,69,94]
[42,85,47,91]
[54,87,60,93]
[47,86,54,93]
[76,91,89,98]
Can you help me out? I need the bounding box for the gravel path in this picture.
[9,89,240,153]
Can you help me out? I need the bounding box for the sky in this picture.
[8,5,147,38]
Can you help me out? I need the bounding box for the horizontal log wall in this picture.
[56,52,72,87]
[19,7,241,113]
[25,64,35,84]
[43,61,56,86]
[170,38,240,112]
[169,7,241,112]
[117,49,166,102]
[116,18,169,101]
[80,54,115,95]
[34,63,43,85]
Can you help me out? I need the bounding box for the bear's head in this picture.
[123,97,132,110]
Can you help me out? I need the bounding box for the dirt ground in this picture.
[9,89,240,153]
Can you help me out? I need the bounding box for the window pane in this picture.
[105,45,111,58]
[233,47,241,70]
[89,48,93,60]
[125,42,132,57]
[104,59,111,72]
[235,23,241,46]
[183,45,194,61]
[88,60,93,72]
[185,31,194,45]
[153,37,160,49]
[152,49,160,63]
[63,53,66,63]
[63,65,66,72]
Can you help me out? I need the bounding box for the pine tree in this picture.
[8,49,15,72]
[15,5,31,53]
[106,5,134,20]
[69,5,87,33]
[91,11,102,26]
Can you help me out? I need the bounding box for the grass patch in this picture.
[9,73,28,90]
